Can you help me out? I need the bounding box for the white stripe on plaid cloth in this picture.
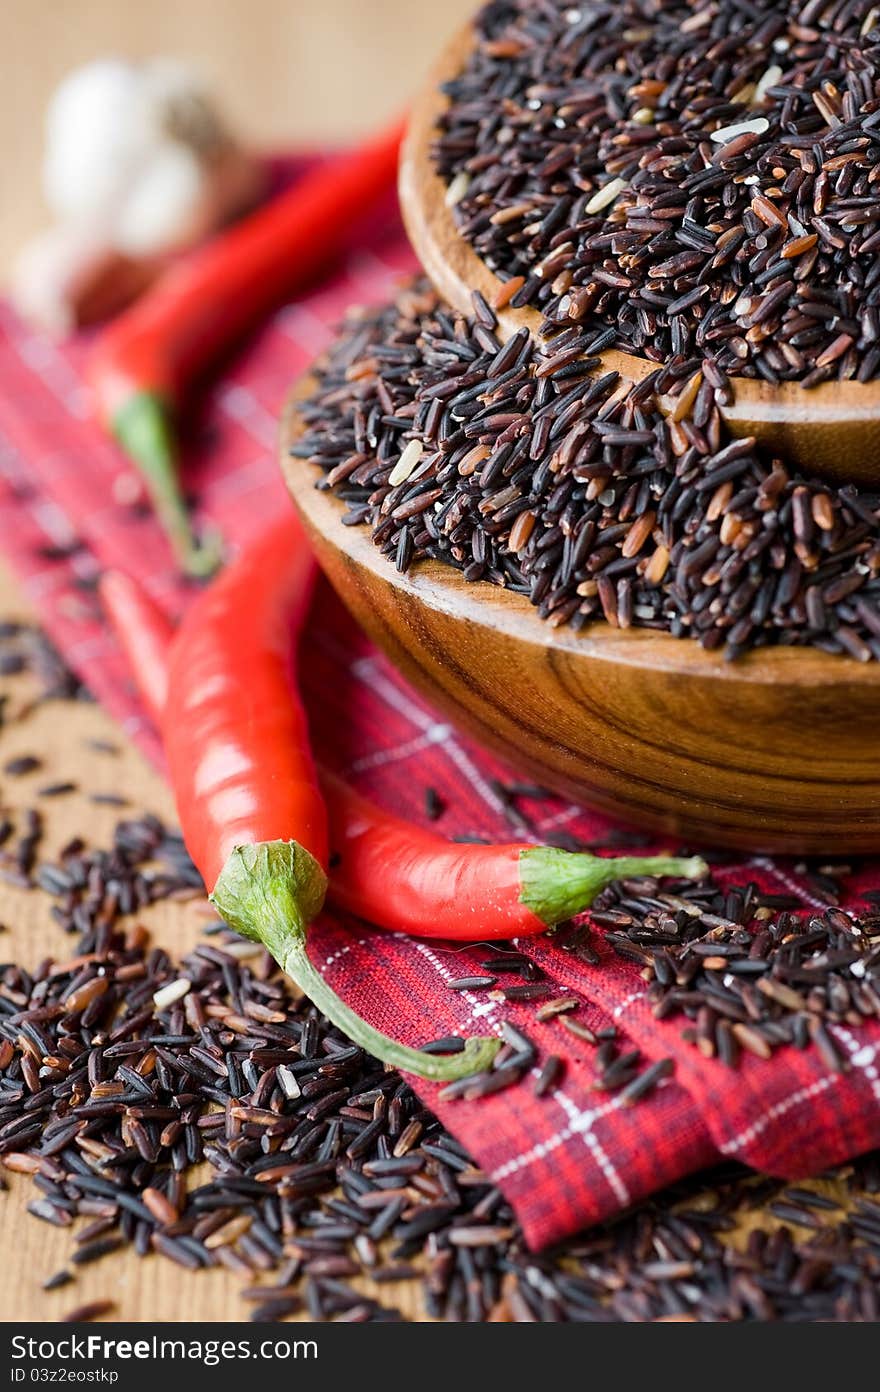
[721,1075,839,1155]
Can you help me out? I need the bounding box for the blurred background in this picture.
[0,0,474,275]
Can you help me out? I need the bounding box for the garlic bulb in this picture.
[11,225,156,336]
[41,57,263,258]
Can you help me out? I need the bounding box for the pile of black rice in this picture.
[433,0,880,386]
[1,622,880,1322]
[594,868,880,1070]
[292,281,880,660]
[2,812,880,1323]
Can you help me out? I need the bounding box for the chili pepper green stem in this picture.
[519,849,708,927]
[113,392,223,578]
[211,840,502,1081]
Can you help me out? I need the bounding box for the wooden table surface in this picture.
[0,0,474,276]
[0,563,864,1324]
[0,0,871,1326]
[0,559,438,1320]
[0,0,476,1319]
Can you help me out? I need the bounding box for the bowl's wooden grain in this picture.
[281,388,880,855]
[399,22,880,489]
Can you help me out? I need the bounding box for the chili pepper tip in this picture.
[519,849,708,927]
[211,839,501,1082]
[112,391,224,578]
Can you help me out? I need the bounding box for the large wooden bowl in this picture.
[281,389,880,855]
[399,23,880,488]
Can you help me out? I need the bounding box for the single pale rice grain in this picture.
[445,170,471,208]
[709,117,769,143]
[752,66,782,104]
[388,440,424,487]
[585,177,626,215]
[152,978,192,1010]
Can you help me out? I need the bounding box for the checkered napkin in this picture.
[0,161,878,1251]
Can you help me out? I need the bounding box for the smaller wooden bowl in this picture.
[282,387,880,856]
[399,23,880,488]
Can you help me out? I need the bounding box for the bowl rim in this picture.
[280,389,880,692]
[399,20,880,426]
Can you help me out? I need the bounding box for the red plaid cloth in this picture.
[1,161,878,1251]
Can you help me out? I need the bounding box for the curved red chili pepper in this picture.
[88,121,403,576]
[320,770,702,938]
[103,529,506,1080]
[101,523,705,951]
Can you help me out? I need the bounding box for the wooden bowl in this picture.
[281,387,880,855]
[399,23,880,489]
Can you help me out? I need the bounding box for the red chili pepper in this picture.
[106,527,503,1082]
[100,521,705,982]
[99,549,704,941]
[88,121,403,577]
[319,769,703,940]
